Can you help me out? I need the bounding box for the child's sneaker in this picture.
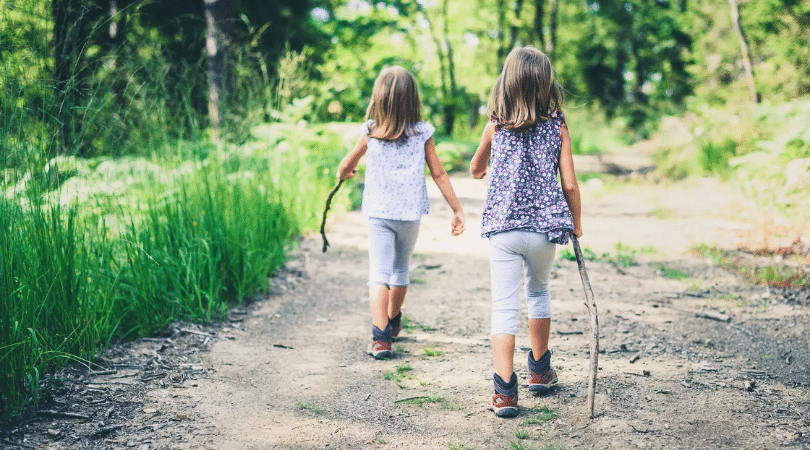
[528,367,558,393]
[489,391,519,418]
[369,340,392,359]
[489,372,519,418]
[527,349,558,394]
[389,312,403,338]
[369,323,393,359]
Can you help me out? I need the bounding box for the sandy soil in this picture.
[2,166,809,450]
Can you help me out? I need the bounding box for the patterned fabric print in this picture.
[481,111,574,244]
[361,120,435,221]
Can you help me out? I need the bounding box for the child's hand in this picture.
[338,169,357,180]
[572,227,583,238]
[451,211,465,236]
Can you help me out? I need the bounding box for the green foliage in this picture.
[699,138,737,175]
[570,0,692,136]
[422,347,444,357]
[523,406,557,424]
[559,243,638,267]
[692,244,809,289]
[654,264,691,280]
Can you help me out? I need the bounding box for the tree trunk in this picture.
[548,0,557,58]
[534,0,546,52]
[728,0,760,103]
[509,0,525,50]
[204,0,231,140]
[497,0,507,61]
[442,0,457,136]
[52,0,89,156]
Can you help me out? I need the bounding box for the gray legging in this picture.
[367,217,421,287]
[488,230,556,336]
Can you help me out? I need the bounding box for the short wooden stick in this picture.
[320,179,344,252]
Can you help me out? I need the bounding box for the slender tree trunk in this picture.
[548,0,557,58]
[442,0,457,135]
[728,0,759,103]
[534,0,546,52]
[497,0,507,61]
[204,0,231,140]
[53,0,89,156]
[509,0,525,50]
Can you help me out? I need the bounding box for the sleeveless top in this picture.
[481,111,574,244]
[361,120,434,221]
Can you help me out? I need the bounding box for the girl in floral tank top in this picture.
[338,66,466,360]
[470,46,583,418]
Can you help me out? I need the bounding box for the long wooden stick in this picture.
[320,179,344,252]
[571,235,599,419]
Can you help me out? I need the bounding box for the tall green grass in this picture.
[0,125,352,416]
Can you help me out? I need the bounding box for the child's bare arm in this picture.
[559,124,583,237]
[470,121,495,179]
[425,137,465,236]
[337,136,368,179]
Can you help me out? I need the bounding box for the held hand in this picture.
[451,211,466,236]
[337,170,357,180]
[572,227,583,238]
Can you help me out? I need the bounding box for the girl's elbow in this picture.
[563,184,579,196]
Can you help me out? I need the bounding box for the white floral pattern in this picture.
[481,111,574,244]
[361,120,434,221]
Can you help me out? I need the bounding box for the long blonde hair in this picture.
[365,66,422,140]
[489,46,563,130]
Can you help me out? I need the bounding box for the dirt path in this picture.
[3,172,809,450]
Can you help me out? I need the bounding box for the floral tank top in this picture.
[481,110,574,244]
[361,120,434,221]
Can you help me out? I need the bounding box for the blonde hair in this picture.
[365,66,422,140]
[489,46,564,130]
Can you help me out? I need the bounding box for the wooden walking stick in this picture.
[320,178,345,252]
[571,234,599,419]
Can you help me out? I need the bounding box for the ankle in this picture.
[493,372,518,395]
[528,349,551,373]
[372,323,392,342]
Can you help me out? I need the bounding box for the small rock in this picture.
[744,380,756,391]
[643,370,651,376]
[47,429,60,436]
[143,408,158,414]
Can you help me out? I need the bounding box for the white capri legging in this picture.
[489,230,556,336]
[367,217,421,287]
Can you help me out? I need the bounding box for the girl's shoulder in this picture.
[412,121,435,138]
[361,120,375,137]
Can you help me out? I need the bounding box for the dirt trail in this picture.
[3,170,809,450]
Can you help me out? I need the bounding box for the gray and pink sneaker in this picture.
[527,350,558,394]
[369,323,393,359]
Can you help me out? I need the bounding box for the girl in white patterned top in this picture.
[338,66,466,359]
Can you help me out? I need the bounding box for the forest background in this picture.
[1,0,809,417]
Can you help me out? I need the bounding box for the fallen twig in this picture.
[35,410,91,420]
[91,424,125,438]
[694,311,731,322]
[179,328,216,338]
[394,396,432,404]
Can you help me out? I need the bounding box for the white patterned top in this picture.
[361,120,435,221]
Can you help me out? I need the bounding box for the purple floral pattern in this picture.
[481,111,574,244]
